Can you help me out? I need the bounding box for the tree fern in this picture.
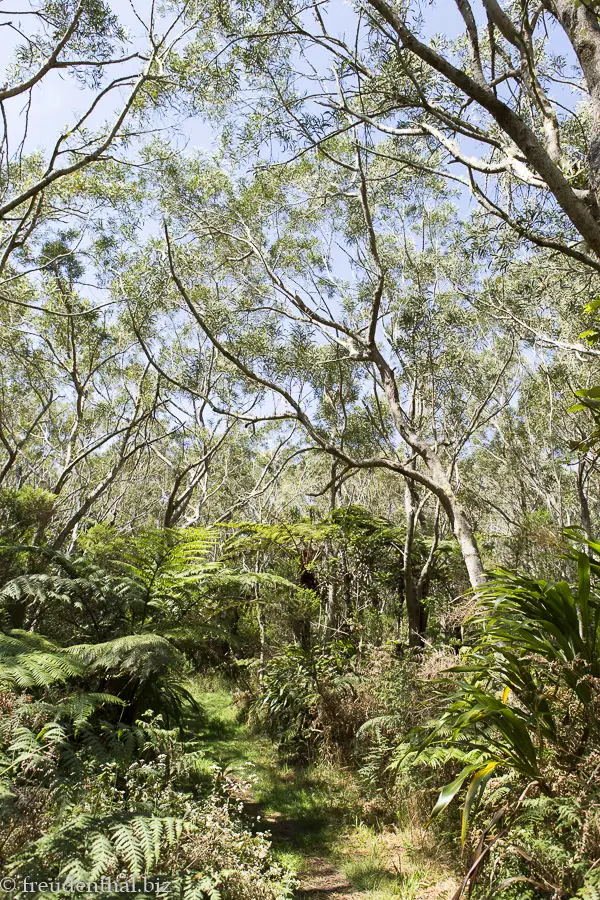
[0,631,83,689]
[68,633,182,679]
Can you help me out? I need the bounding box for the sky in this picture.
[0,0,582,438]
[0,0,471,163]
[0,0,583,247]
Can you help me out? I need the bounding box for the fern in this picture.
[0,626,196,726]
[0,532,297,900]
[11,813,191,882]
[0,631,83,689]
[85,832,117,880]
[68,633,181,678]
[574,887,600,900]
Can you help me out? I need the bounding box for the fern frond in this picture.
[0,632,83,690]
[68,633,181,679]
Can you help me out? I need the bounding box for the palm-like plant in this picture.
[397,537,600,842]
[0,530,225,726]
[68,633,196,725]
[0,526,300,727]
[252,641,358,760]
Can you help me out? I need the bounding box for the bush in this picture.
[1,708,296,899]
[249,641,360,763]
[388,538,600,897]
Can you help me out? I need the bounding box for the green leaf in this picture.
[429,764,480,822]
[575,387,600,399]
[461,761,500,843]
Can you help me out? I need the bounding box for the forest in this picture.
[1,0,600,898]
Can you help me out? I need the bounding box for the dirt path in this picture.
[258,811,360,899]
[195,685,458,900]
[259,809,457,900]
[296,857,357,899]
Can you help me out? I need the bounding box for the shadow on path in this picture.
[192,685,457,899]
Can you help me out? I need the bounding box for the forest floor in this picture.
[192,681,458,900]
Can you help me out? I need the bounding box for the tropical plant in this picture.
[250,641,360,762]
[0,529,298,898]
[379,537,600,896]
[403,547,599,818]
[1,707,295,900]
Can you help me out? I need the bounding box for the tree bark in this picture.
[325,460,339,637]
[429,458,485,588]
[375,352,486,588]
[547,0,600,200]
[577,457,593,537]
[403,479,428,646]
[364,0,600,254]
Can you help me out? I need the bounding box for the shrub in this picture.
[1,708,296,899]
[389,537,600,897]
[250,641,359,762]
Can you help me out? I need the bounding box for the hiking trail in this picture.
[194,684,458,900]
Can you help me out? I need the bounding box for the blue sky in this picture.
[0,1,471,162]
[0,0,581,236]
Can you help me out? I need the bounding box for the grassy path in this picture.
[193,684,457,900]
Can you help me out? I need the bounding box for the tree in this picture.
[0,0,215,276]
[240,0,600,265]
[0,0,257,544]
[135,141,523,589]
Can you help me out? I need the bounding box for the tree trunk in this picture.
[548,0,600,202]
[422,455,485,588]
[449,499,486,588]
[376,354,486,589]
[404,479,428,646]
[364,0,600,254]
[298,560,317,650]
[578,458,593,537]
[325,460,339,637]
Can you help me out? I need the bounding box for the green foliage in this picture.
[0,630,84,689]
[1,708,294,899]
[0,488,56,539]
[377,538,600,896]
[400,560,596,830]
[0,528,297,897]
[251,642,359,762]
[11,0,600,895]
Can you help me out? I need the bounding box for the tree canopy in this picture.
[1,2,600,898]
